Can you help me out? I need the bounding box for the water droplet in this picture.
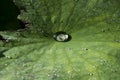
[88,73,94,76]
[53,31,72,42]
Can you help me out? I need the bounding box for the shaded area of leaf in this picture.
[0,0,25,31]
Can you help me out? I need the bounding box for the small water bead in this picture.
[88,73,94,76]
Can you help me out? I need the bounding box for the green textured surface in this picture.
[0,0,120,80]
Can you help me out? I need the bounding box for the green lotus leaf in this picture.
[0,0,120,80]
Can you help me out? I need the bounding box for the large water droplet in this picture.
[53,31,72,42]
